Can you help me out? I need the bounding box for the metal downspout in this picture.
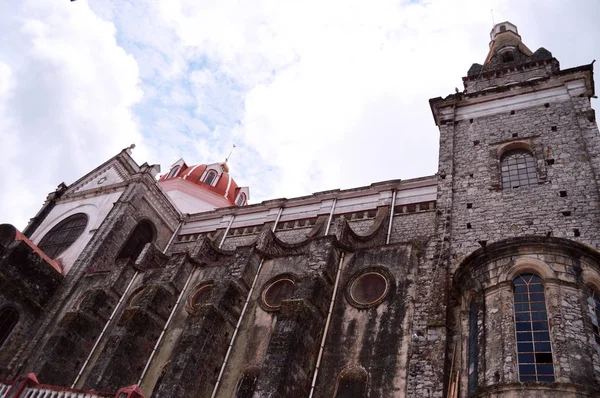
[71,270,139,388]
[308,251,346,398]
[137,216,232,386]
[210,207,283,398]
[386,190,397,244]
[324,198,337,236]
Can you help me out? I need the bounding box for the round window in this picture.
[262,278,295,310]
[349,272,389,307]
[187,284,213,313]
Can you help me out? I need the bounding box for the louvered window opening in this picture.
[38,213,88,259]
[513,273,554,382]
[501,149,538,189]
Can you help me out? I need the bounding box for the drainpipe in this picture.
[308,251,345,398]
[386,190,397,244]
[324,198,337,236]
[73,220,184,389]
[138,217,230,386]
[72,270,139,388]
[210,207,283,398]
[219,215,236,248]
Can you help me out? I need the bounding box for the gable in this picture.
[65,161,129,196]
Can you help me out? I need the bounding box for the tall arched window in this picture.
[0,306,19,348]
[335,367,368,398]
[468,301,479,394]
[203,170,217,185]
[235,366,260,398]
[116,220,155,261]
[587,289,600,356]
[167,166,180,179]
[38,213,88,259]
[513,273,554,382]
[500,149,538,189]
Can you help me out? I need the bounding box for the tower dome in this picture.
[159,159,249,214]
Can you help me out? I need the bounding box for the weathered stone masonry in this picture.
[2,21,600,398]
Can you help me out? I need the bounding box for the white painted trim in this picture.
[456,80,587,121]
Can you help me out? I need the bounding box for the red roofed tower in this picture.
[158,159,249,214]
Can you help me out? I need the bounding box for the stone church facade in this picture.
[1,21,600,398]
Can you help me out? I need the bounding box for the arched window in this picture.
[187,284,213,314]
[587,289,600,355]
[468,301,479,394]
[167,166,180,179]
[261,278,295,311]
[499,25,507,32]
[335,367,368,398]
[0,306,19,348]
[501,149,538,189]
[235,366,260,398]
[236,193,246,206]
[513,273,554,382]
[502,51,515,63]
[116,220,155,261]
[204,170,217,186]
[38,213,88,259]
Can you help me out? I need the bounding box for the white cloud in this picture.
[1,0,599,227]
[0,0,143,228]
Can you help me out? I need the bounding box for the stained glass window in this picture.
[468,301,479,393]
[587,290,600,356]
[38,213,88,259]
[513,273,554,382]
[501,149,538,189]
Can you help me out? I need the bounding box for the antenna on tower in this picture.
[225,144,237,163]
[491,9,495,25]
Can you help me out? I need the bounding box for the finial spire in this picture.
[225,144,236,163]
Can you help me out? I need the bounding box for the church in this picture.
[1,21,600,398]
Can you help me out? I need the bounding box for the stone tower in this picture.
[432,21,600,396]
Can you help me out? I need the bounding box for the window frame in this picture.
[513,272,555,382]
[37,213,89,259]
[468,300,479,394]
[203,170,218,186]
[500,149,538,190]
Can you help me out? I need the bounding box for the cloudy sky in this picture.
[0,0,599,229]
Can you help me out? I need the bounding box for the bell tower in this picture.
[432,22,600,395]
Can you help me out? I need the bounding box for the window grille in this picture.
[513,273,554,382]
[468,301,479,393]
[587,290,600,356]
[501,149,538,189]
[116,220,155,261]
[38,213,88,259]
[0,307,19,348]
[204,170,217,185]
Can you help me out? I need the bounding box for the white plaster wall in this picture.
[30,190,124,275]
[165,190,221,214]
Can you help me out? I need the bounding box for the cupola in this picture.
[158,158,249,214]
